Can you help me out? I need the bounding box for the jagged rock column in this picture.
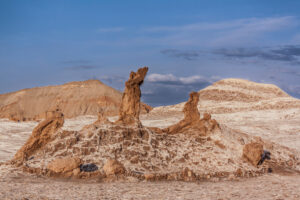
[164,91,218,134]
[115,67,148,126]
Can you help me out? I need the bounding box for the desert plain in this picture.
[0,68,300,200]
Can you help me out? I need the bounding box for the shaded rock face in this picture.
[243,142,264,166]
[95,110,112,125]
[164,92,218,134]
[103,159,125,176]
[183,91,200,121]
[47,157,81,176]
[116,67,148,126]
[12,109,64,163]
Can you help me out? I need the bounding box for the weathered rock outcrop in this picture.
[9,68,300,182]
[103,159,125,176]
[12,109,64,163]
[47,157,82,176]
[116,67,148,126]
[164,92,218,134]
[242,142,264,166]
[94,110,112,125]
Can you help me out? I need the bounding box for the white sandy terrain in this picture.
[0,163,299,200]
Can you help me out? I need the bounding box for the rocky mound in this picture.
[200,78,289,102]
[0,79,151,122]
[11,68,300,181]
[151,78,300,115]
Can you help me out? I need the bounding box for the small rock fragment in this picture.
[243,142,263,166]
[80,163,98,172]
[103,159,125,176]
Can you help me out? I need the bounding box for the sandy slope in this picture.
[0,80,122,121]
[149,78,300,151]
[0,80,151,122]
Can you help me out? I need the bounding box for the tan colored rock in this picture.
[203,113,211,120]
[72,168,81,176]
[0,79,152,122]
[103,159,125,176]
[47,157,81,174]
[94,110,112,125]
[144,173,155,181]
[13,109,64,162]
[164,92,218,134]
[116,67,148,125]
[243,142,263,166]
[183,91,201,121]
[164,92,200,134]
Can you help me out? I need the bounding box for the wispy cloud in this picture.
[146,73,216,85]
[160,45,300,65]
[97,27,124,33]
[160,49,200,60]
[213,45,300,64]
[61,60,91,64]
[141,16,297,47]
[64,65,100,70]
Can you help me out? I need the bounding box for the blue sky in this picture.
[1,0,300,106]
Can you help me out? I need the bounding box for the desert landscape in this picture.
[0,67,300,199]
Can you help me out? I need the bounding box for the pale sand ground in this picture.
[0,169,299,200]
[1,108,300,199]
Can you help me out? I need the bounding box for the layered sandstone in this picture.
[163,92,218,134]
[12,109,64,163]
[116,67,148,126]
[0,79,151,122]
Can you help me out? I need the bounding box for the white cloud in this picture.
[179,75,207,84]
[146,73,178,82]
[146,73,217,85]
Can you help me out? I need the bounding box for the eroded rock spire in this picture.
[164,91,218,134]
[116,67,148,126]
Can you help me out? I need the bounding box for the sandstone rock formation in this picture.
[242,142,264,166]
[164,92,218,134]
[12,109,64,163]
[103,159,125,176]
[8,70,300,182]
[94,110,112,125]
[0,79,151,122]
[116,67,148,126]
[47,157,82,176]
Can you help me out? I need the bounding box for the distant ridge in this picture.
[199,78,289,102]
[0,80,151,121]
[151,78,300,115]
